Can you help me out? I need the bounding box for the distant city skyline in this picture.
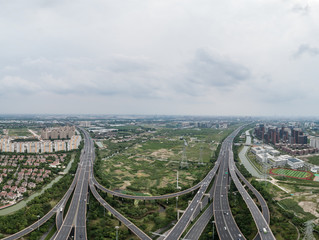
[1,1,319,116]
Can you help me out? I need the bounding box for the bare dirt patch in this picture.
[159,177,172,188]
[114,169,125,175]
[136,171,150,178]
[186,175,196,181]
[119,181,131,190]
[135,157,153,163]
[298,201,319,218]
[150,149,174,159]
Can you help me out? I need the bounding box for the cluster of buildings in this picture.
[41,126,75,140]
[0,135,81,153]
[255,124,308,145]
[254,124,318,156]
[0,154,66,202]
[251,145,305,169]
[275,143,317,155]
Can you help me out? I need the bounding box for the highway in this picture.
[183,165,271,240]
[163,159,221,239]
[2,125,275,240]
[56,208,63,231]
[213,138,245,240]
[163,127,243,240]
[89,178,152,240]
[235,167,270,240]
[184,202,213,240]
[93,177,202,200]
[54,129,93,240]
[229,146,275,240]
[235,169,270,224]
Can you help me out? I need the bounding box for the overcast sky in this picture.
[1,0,319,116]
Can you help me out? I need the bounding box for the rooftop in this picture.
[288,158,303,163]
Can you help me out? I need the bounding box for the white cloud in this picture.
[1,0,319,116]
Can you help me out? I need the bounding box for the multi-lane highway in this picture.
[184,202,213,240]
[163,127,243,240]
[3,125,276,240]
[183,163,271,240]
[163,155,221,239]
[229,147,275,240]
[89,178,152,240]
[54,129,93,240]
[213,135,246,240]
[235,167,270,240]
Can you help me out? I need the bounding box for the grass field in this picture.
[305,155,319,165]
[8,128,32,137]
[279,199,316,220]
[98,126,237,195]
[270,168,313,180]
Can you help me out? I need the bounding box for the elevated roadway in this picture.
[93,177,201,200]
[213,139,245,240]
[229,147,275,240]
[163,127,243,240]
[53,129,92,240]
[89,179,152,240]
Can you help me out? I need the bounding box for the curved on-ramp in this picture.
[89,178,151,240]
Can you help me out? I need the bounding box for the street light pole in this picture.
[115,226,119,240]
[176,196,178,220]
[212,220,215,240]
[37,215,40,231]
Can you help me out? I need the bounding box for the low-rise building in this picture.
[267,155,288,167]
[311,165,319,173]
[6,192,17,200]
[287,158,304,169]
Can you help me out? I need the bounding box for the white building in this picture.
[267,155,287,167]
[309,136,319,149]
[1,137,80,153]
[54,141,66,152]
[256,153,272,163]
[41,141,53,153]
[269,149,280,156]
[251,147,266,155]
[287,158,304,169]
[67,135,81,151]
[310,166,319,173]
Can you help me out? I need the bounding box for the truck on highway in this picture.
[262,227,267,234]
[60,207,63,212]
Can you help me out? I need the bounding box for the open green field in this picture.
[8,128,32,137]
[279,199,316,220]
[97,126,237,195]
[270,168,313,180]
[305,155,319,165]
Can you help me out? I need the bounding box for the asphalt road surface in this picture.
[229,147,275,240]
[54,129,93,240]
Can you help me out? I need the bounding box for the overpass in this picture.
[2,125,275,240]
